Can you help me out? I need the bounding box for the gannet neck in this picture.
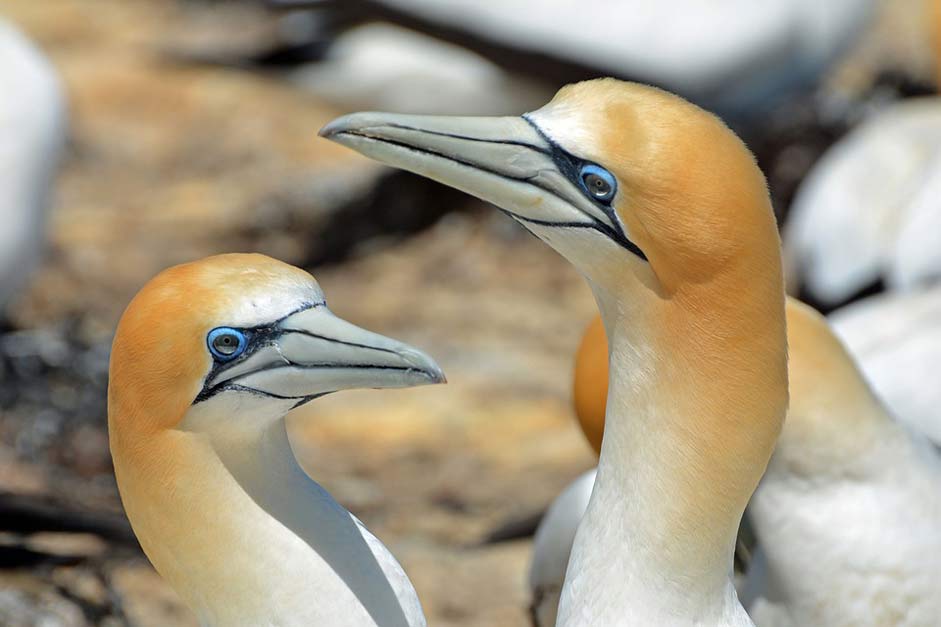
[558,243,786,625]
[596,226,786,550]
[112,399,421,627]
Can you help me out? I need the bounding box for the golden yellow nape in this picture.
[572,314,606,455]
[572,298,881,450]
[108,253,439,627]
[772,299,890,469]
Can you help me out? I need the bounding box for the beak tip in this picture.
[413,355,446,386]
[317,122,338,140]
[319,114,362,141]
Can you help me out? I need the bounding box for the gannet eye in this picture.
[207,327,248,361]
[579,164,617,203]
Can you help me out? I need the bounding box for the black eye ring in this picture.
[579,164,617,203]
[207,327,248,362]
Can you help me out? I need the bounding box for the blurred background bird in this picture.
[1,0,940,625]
[0,17,65,318]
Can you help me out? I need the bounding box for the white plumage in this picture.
[0,18,66,312]
[830,286,941,444]
[785,98,941,306]
[528,469,596,627]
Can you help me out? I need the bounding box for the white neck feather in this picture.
[118,400,422,626]
[556,294,753,627]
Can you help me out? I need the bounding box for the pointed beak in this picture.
[199,306,444,405]
[319,112,637,252]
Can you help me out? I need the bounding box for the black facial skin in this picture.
[193,301,422,409]
[522,115,648,262]
[194,301,323,406]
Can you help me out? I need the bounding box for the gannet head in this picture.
[321,78,779,301]
[108,253,444,437]
[323,80,788,526]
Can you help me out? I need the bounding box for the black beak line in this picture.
[328,117,648,261]
[192,302,426,405]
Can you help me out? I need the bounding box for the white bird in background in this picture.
[323,78,790,626]
[269,0,873,120]
[109,253,443,626]
[784,97,941,307]
[746,300,941,627]
[829,286,941,444]
[286,23,552,115]
[0,17,67,313]
[529,468,596,627]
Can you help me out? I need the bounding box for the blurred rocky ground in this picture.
[0,0,935,625]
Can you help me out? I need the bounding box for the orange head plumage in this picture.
[109,253,443,444]
[322,79,781,301]
[109,254,319,436]
[572,314,607,455]
[571,299,888,474]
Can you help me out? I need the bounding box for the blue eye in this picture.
[579,164,617,203]
[207,327,248,361]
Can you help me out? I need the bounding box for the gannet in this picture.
[746,299,941,627]
[322,78,789,625]
[531,299,941,625]
[108,253,443,626]
[784,98,941,308]
[0,18,66,312]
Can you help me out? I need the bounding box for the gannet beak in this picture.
[319,113,642,257]
[197,305,445,405]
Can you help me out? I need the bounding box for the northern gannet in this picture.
[0,18,66,312]
[108,253,443,626]
[531,300,941,625]
[784,98,941,308]
[746,299,941,626]
[322,78,789,625]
